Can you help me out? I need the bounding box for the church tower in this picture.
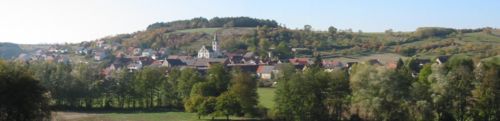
[212,34,219,52]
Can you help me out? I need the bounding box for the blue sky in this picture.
[1,0,499,44]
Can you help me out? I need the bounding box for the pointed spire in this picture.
[212,33,219,52]
[213,33,218,41]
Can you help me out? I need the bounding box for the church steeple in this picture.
[212,33,219,52]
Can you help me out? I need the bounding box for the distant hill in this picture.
[0,42,22,59]
[79,17,499,60]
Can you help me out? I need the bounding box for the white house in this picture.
[256,65,275,80]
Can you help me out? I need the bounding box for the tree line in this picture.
[272,55,500,121]
[146,17,278,30]
[4,61,261,120]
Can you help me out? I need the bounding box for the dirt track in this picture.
[51,112,101,121]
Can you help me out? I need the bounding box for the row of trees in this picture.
[146,17,278,30]
[273,55,500,121]
[10,61,261,120]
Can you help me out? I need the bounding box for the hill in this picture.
[0,42,22,59]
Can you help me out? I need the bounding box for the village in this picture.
[14,33,449,88]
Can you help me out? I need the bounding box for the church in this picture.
[197,34,221,58]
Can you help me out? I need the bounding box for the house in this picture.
[133,48,142,56]
[94,51,107,61]
[436,55,449,65]
[34,49,45,56]
[57,55,70,64]
[127,61,143,72]
[257,65,275,80]
[48,47,58,53]
[149,60,164,67]
[322,60,344,72]
[197,45,214,59]
[96,40,105,48]
[163,59,187,68]
[242,58,258,65]
[102,64,120,79]
[142,49,154,57]
[227,64,259,73]
[75,47,91,55]
[408,58,432,77]
[225,53,244,64]
[186,58,228,71]
[289,58,312,65]
[345,62,358,74]
[197,34,221,58]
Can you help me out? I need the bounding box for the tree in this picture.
[276,41,291,58]
[197,96,217,119]
[328,26,338,35]
[207,64,230,96]
[258,38,271,50]
[274,66,332,121]
[110,68,134,108]
[228,70,258,117]
[135,67,165,108]
[409,64,434,121]
[429,55,476,121]
[471,59,500,120]
[304,25,312,32]
[324,69,350,121]
[385,29,394,36]
[177,68,202,100]
[72,63,100,108]
[0,61,50,121]
[216,92,241,120]
[349,64,411,120]
[165,69,183,107]
[184,94,205,113]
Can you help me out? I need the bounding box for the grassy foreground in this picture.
[53,112,199,121]
[52,88,276,121]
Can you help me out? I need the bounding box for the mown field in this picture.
[52,88,276,121]
[257,88,276,109]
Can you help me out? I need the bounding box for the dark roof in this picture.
[227,64,259,73]
[165,59,186,66]
[366,59,382,66]
[346,62,358,68]
[436,56,450,63]
[187,58,228,67]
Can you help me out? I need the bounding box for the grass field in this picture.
[53,88,276,121]
[53,111,259,121]
[53,112,199,121]
[172,28,221,34]
[257,88,276,109]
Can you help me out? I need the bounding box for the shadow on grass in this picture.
[51,106,273,121]
[51,106,184,114]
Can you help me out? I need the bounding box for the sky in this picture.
[1,0,499,44]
